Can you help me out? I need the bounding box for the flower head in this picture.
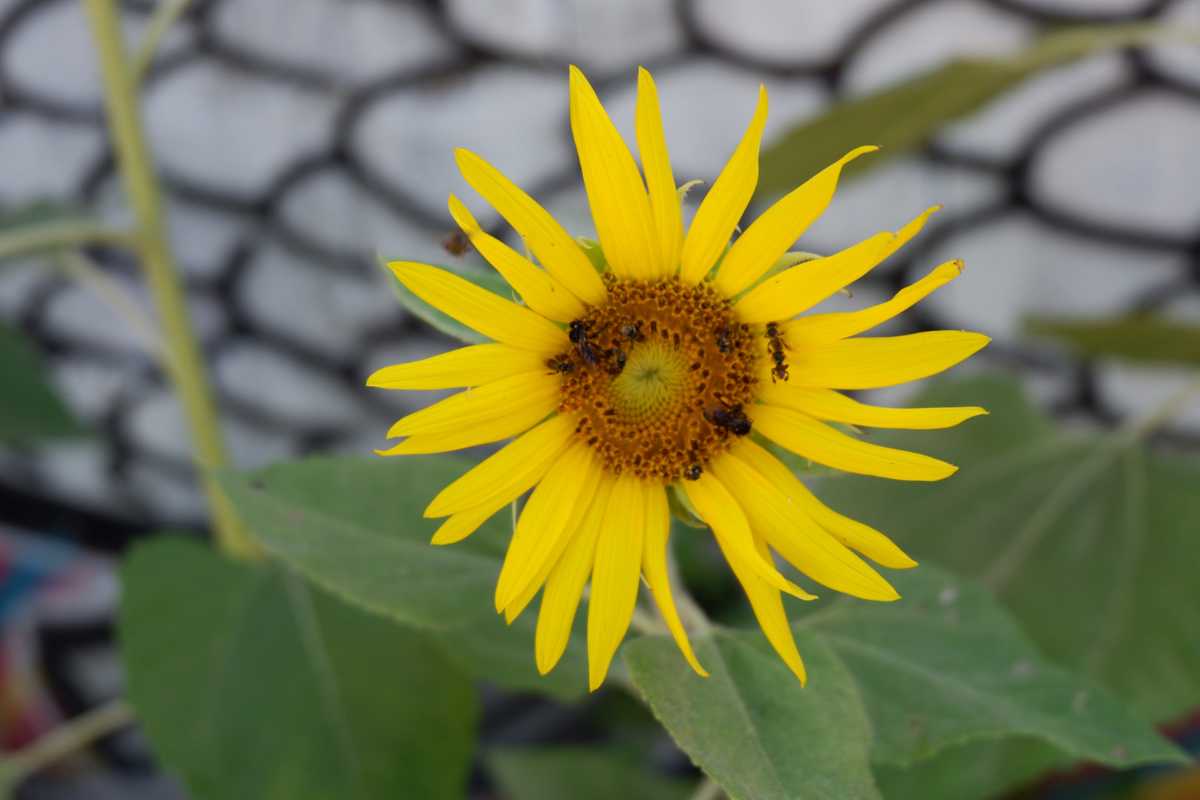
[370,66,988,690]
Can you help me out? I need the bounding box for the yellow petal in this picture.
[713,447,901,599]
[455,148,607,305]
[388,261,566,352]
[636,68,682,278]
[787,259,963,344]
[430,504,499,546]
[534,477,613,674]
[751,404,958,481]
[642,484,707,676]
[734,232,894,323]
[733,439,916,569]
[785,331,991,389]
[734,205,941,323]
[448,195,585,322]
[366,343,546,390]
[711,526,807,684]
[757,385,988,430]
[713,146,877,296]
[425,414,577,517]
[386,371,559,439]
[569,65,661,280]
[494,442,600,612]
[683,472,816,600]
[587,473,648,690]
[679,85,769,284]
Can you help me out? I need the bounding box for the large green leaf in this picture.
[0,321,83,442]
[119,537,478,800]
[815,375,1200,722]
[805,566,1187,769]
[757,25,1196,198]
[1026,314,1200,366]
[625,565,1183,800]
[625,629,881,800]
[874,737,1064,800]
[216,456,589,697]
[377,254,513,344]
[488,747,691,800]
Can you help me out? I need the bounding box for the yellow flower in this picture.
[369,66,988,690]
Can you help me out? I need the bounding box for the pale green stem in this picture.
[130,0,193,84]
[1012,24,1200,74]
[689,776,725,800]
[0,222,135,263]
[83,0,258,559]
[0,700,134,791]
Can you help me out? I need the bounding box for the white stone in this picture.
[446,0,683,76]
[213,0,458,84]
[278,167,451,264]
[354,64,569,224]
[0,115,104,201]
[50,356,143,422]
[693,0,889,64]
[1099,363,1200,434]
[800,157,1007,257]
[235,241,399,358]
[845,0,1032,95]
[216,341,368,428]
[29,441,124,516]
[1030,91,1200,237]
[1146,1,1200,92]
[0,260,54,316]
[144,60,336,198]
[124,388,297,468]
[605,58,827,180]
[3,1,189,107]
[125,461,207,521]
[922,212,1185,339]
[938,55,1129,161]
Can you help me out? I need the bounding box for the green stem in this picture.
[83,0,257,559]
[0,221,134,263]
[130,0,193,84]
[0,700,134,790]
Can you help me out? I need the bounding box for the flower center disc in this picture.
[553,276,759,482]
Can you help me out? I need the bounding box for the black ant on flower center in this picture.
[765,321,789,383]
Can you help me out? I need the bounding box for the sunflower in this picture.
[369,66,988,690]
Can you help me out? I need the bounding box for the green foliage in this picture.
[816,376,1200,722]
[0,321,83,442]
[757,24,1194,198]
[626,565,1184,800]
[215,456,589,697]
[1026,314,1200,366]
[488,747,691,800]
[377,253,512,345]
[119,537,478,800]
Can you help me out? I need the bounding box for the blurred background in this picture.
[1,0,1198,797]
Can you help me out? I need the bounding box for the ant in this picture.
[545,354,574,375]
[441,230,470,257]
[715,325,732,353]
[620,321,643,342]
[765,321,789,383]
[706,404,752,436]
[568,319,600,365]
[684,464,703,480]
[605,348,627,376]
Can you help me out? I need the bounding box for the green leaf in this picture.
[1025,314,1200,366]
[376,253,514,344]
[119,537,478,800]
[625,629,882,800]
[215,456,589,698]
[488,747,691,800]
[805,565,1188,769]
[757,24,1198,198]
[874,737,1064,800]
[0,321,83,442]
[814,375,1200,722]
